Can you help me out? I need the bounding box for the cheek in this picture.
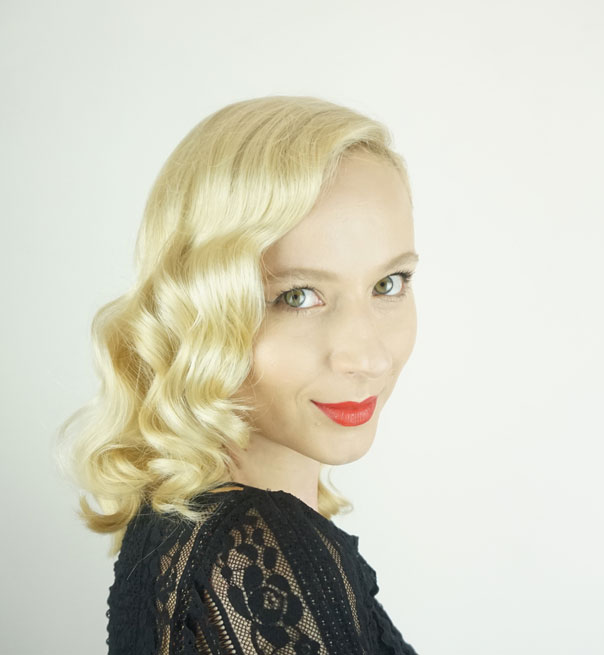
[379,301,417,369]
[252,331,318,396]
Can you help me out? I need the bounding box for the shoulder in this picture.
[190,484,360,563]
[118,485,360,600]
[189,486,366,616]
[116,485,358,573]
[113,486,304,574]
[107,487,371,654]
[190,487,369,650]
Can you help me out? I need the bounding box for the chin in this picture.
[321,435,375,466]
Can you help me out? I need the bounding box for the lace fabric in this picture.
[106,483,418,654]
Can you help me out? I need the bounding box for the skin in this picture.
[224,150,418,512]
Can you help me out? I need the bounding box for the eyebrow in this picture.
[266,251,419,281]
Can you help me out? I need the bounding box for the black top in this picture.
[106,482,419,654]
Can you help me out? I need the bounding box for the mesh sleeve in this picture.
[107,493,418,654]
[165,500,370,654]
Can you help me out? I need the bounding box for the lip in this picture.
[311,395,378,427]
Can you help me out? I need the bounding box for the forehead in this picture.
[262,154,414,279]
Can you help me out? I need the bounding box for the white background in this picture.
[1,1,603,653]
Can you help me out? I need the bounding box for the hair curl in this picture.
[53,95,412,556]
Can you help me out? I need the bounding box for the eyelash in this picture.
[272,270,415,315]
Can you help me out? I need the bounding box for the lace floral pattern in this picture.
[210,510,323,654]
[106,485,419,654]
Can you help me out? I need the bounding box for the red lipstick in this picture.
[311,396,377,426]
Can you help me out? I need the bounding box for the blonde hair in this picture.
[53,95,412,556]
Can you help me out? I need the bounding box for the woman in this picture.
[55,95,420,654]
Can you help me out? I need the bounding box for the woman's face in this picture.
[233,151,417,483]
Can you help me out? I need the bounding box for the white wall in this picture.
[1,1,602,653]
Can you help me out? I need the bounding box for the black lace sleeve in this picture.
[107,489,419,654]
[176,501,371,653]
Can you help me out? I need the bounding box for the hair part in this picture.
[53,95,412,555]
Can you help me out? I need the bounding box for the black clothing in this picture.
[106,482,418,654]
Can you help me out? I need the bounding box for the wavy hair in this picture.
[53,95,413,555]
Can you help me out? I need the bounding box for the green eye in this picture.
[283,288,312,308]
[375,276,395,294]
[273,270,415,314]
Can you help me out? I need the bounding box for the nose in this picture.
[326,306,392,379]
